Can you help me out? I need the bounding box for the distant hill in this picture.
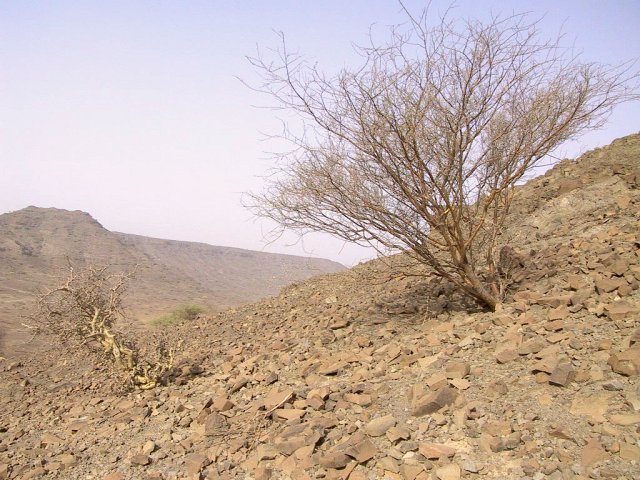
[0,206,344,355]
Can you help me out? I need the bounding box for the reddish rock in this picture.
[608,347,640,376]
[581,438,609,467]
[184,453,209,475]
[595,276,624,294]
[212,396,234,412]
[418,443,456,459]
[103,474,125,480]
[605,302,637,321]
[619,442,640,461]
[548,305,570,321]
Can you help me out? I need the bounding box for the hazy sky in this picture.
[1,1,639,265]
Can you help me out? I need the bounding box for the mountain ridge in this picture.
[0,206,345,355]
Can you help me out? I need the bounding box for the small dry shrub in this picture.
[37,263,180,390]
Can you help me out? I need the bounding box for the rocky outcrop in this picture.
[1,134,639,479]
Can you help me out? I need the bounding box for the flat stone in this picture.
[482,421,512,436]
[318,451,351,469]
[58,454,77,467]
[609,413,640,426]
[449,378,470,390]
[596,277,624,294]
[544,319,566,331]
[603,379,625,391]
[256,444,279,461]
[343,393,372,406]
[400,464,423,480]
[365,415,396,437]
[531,357,558,374]
[274,408,306,421]
[229,377,249,393]
[537,295,572,307]
[548,306,570,321]
[605,302,637,321]
[619,442,640,461]
[329,320,350,330]
[264,388,295,410]
[130,454,151,466]
[212,396,235,412]
[22,468,46,479]
[344,438,377,463]
[103,474,125,480]
[445,361,470,379]
[318,360,348,375]
[40,433,64,447]
[418,443,456,459]
[581,438,609,467]
[255,465,272,480]
[570,393,612,423]
[426,373,449,390]
[386,426,411,443]
[462,459,479,473]
[518,338,547,355]
[567,274,588,290]
[436,463,461,480]
[184,453,209,475]
[274,429,322,456]
[549,428,576,442]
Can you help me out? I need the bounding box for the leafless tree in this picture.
[246,6,638,310]
[37,264,178,389]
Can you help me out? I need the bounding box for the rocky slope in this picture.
[0,133,639,480]
[0,207,344,356]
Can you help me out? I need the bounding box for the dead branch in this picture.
[36,263,179,390]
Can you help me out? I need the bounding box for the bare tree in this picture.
[246,6,638,310]
[38,264,178,389]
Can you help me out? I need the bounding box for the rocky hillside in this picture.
[0,207,344,355]
[0,133,639,480]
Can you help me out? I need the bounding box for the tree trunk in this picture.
[462,265,498,311]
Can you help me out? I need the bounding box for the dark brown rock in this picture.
[204,412,229,436]
[549,364,575,386]
[411,387,458,416]
[130,454,151,466]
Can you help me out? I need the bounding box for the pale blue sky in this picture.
[1,1,639,265]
